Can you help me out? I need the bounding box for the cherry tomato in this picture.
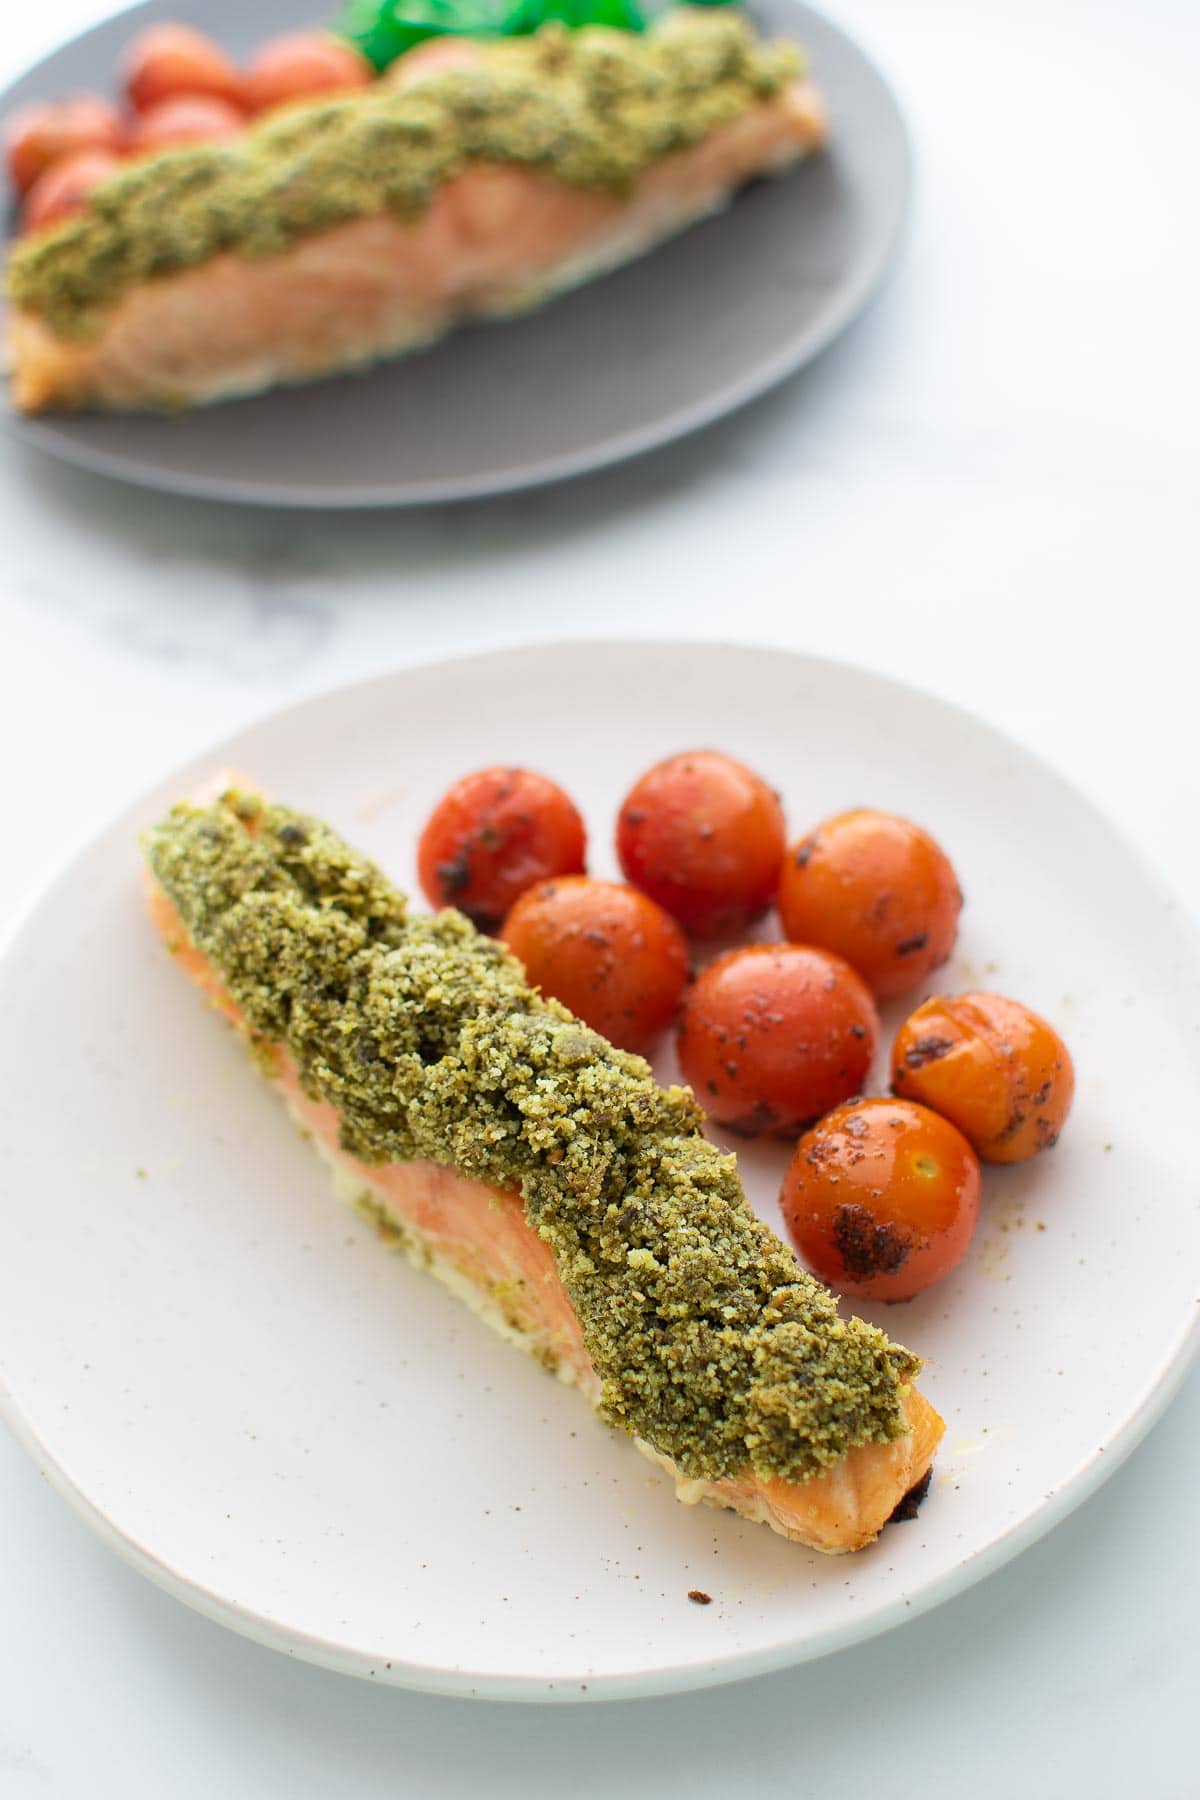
[23,149,122,232]
[244,33,373,113]
[616,750,786,937]
[676,944,878,1135]
[124,25,245,115]
[777,809,963,1000]
[126,94,245,153]
[5,96,122,196]
[781,1098,981,1301]
[891,991,1074,1164]
[417,767,587,930]
[501,877,688,1054]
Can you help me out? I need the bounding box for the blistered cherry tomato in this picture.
[23,148,122,232]
[126,94,245,153]
[417,766,587,930]
[891,991,1074,1164]
[244,33,372,113]
[5,96,122,196]
[777,809,963,1000]
[501,876,688,1054]
[676,944,878,1135]
[124,25,245,114]
[616,750,786,937]
[781,1097,981,1301]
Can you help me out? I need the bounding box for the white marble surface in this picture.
[1,0,1197,1792]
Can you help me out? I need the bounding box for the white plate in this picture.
[0,642,1196,1700]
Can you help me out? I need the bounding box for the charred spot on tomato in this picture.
[995,1108,1027,1144]
[793,839,815,869]
[843,1111,869,1141]
[435,855,471,898]
[831,1204,913,1279]
[902,1034,953,1070]
[895,932,929,957]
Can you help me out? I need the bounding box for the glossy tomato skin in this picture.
[124,25,245,114]
[501,877,688,1054]
[616,750,786,937]
[417,767,586,931]
[676,944,878,1136]
[245,33,373,112]
[781,1098,981,1301]
[23,148,122,232]
[777,809,963,1000]
[6,97,122,196]
[126,94,244,153]
[891,991,1074,1163]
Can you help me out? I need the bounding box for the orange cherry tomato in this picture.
[676,944,878,1136]
[125,94,245,153]
[777,809,963,1000]
[891,991,1074,1164]
[501,876,688,1054]
[244,33,372,113]
[616,750,786,938]
[781,1097,981,1301]
[417,766,587,931]
[124,25,245,115]
[5,96,122,196]
[23,148,122,232]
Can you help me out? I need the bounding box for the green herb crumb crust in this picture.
[142,792,920,1485]
[10,12,801,340]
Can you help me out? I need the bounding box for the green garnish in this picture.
[334,0,720,70]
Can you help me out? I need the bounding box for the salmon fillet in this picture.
[7,19,826,414]
[141,787,942,1555]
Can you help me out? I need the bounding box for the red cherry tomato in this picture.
[501,877,688,1054]
[126,94,245,153]
[781,1098,981,1301]
[417,767,587,931]
[5,96,122,196]
[124,25,245,115]
[777,809,963,1000]
[676,944,879,1135]
[891,991,1074,1164]
[244,33,372,113]
[616,750,786,937]
[23,148,122,232]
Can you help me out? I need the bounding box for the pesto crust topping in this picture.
[142,793,920,1485]
[10,12,801,340]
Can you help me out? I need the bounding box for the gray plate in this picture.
[0,0,911,506]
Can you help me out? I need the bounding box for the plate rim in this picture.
[0,0,913,508]
[1,636,1197,1701]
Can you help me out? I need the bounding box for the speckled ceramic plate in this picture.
[0,0,910,505]
[1,642,1197,1700]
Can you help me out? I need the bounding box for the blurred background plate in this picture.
[0,0,911,505]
